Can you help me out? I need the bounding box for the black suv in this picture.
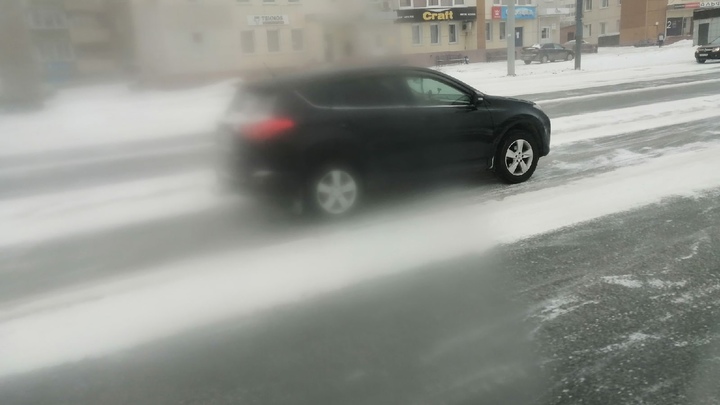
[216,66,551,216]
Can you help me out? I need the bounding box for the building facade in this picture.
[693,6,720,44]
[129,0,404,82]
[619,0,667,45]
[394,0,483,65]
[578,0,621,43]
[485,0,541,58]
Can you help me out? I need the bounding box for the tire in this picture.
[306,164,362,217]
[494,130,540,184]
[697,59,706,64]
[541,55,549,64]
[524,60,532,65]
[566,53,574,61]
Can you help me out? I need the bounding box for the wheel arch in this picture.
[494,116,547,156]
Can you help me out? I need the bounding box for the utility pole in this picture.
[506,0,516,76]
[574,0,583,70]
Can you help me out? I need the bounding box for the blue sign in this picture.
[500,6,536,20]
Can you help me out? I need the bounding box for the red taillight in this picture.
[241,117,295,141]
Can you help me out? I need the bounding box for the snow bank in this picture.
[0,81,236,157]
[439,42,707,96]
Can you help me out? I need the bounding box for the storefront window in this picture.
[241,31,254,54]
[430,24,440,44]
[267,30,280,52]
[449,24,458,44]
[412,25,422,45]
[292,29,303,51]
[500,22,506,40]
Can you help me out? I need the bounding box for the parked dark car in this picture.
[562,40,598,54]
[521,43,575,64]
[695,37,720,63]
[216,66,551,216]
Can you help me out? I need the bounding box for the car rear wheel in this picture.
[697,59,706,64]
[524,60,532,65]
[495,131,539,184]
[541,55,549,63]
[307,165,361,216]
[566,53,574,61]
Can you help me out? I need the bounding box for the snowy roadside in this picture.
[0,42,706,159]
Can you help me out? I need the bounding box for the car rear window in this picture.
[230,86,278,116]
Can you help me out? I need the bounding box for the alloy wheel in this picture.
[504,139,534,176]
[315,169,358,215]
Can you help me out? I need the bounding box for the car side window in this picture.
[555,44,565,50]
[298,75,410,108]
[542,44,554,49]
[403,75,472,107]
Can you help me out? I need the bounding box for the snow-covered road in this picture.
[1,42,720,404]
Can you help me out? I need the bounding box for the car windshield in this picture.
[530,44,542,48]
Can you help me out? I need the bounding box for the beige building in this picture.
[129,0,402,83]
[577,0,621,43]
[392,0,484,65]
[64,0,131,77]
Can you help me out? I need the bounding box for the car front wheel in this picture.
[307,165,361,217]
[495,131,539,184]
[524,60,532,65]
[541,55,549,63]
[696,59,706,64]
[566,53,574,61]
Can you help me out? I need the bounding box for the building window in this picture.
[441,0,453,5]
[399,0,411,7]
[263,0,275,2]
[454,0,465,4]
[499,22,506,40]
[411,24,422,45]
[241,30,254,53]
[585,24,592,36]
[600,22,606,34]
[449,24,458,44]
[585,0,592,11]
[517,0,532,5]
[292,29,303,50]
[493,0,501,4]
[541,27,549,39]
[413,0,427,6]
[236,0,250,3]
[430,24,440,44]
[485,22,492,41]
[267,30,280,52]
[429,0,439,5]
